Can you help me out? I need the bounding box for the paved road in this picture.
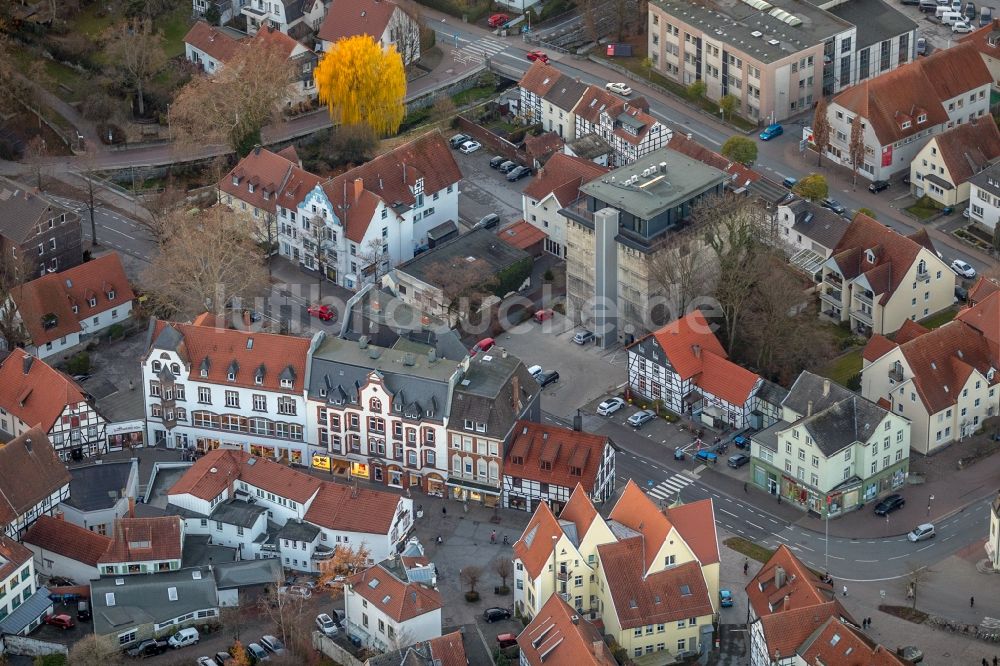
[49,195,156,264]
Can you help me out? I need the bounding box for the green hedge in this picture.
[493,257,533,297]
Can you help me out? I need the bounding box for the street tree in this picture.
[103,18,167,117]
[812,97,831,167]
[358,237,390,285]
[849,116,866,189]
[230,640,252,666]
[687,80,707,100]
[580,0,599,41]
[139,180,187,245]
[646,225,717,320]
[993,222,1000,255]
[170,39,294,155]
[493,557,513,591]
[902,563,934,610]
[142,206,269,319]
[460,565,483,600]
[259,574,308,650]
[317,543,372,598]
[431,94,457,122]
[720,135,757,165]
[23,136,48,190]
[0,254,37,349]
[388,5,422,66]
[719,94,739,120]
[315,35,406,137]
[67,634,123,666]
[792,173,829,201]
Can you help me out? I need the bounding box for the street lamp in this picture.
[927,494,935,517]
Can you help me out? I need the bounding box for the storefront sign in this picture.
[312,454,331,472]
[106,419,145,449]
[350,462,370,479]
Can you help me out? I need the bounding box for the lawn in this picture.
[594,54,757,132]
[904,201,939,220]
[160,4,194,58]
[818,349,863,387]
[68,3,115,37]
[919,307,957,330]
[42,60,90,104]
[452,84,495,107]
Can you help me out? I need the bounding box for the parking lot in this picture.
[452,145,534,231]
[891,0,988,51]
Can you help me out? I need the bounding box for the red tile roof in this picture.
[559,484,600,545]
[512,501,563,579]
[321,131,461,243]
[302,481,403,535]
[894,318,929,344]
[745,544,831,619]
[317,0,399,44]
[23,515,111,566]
[522,152,609,205]
[499,220,547,251]
[932,118,1000,186]
[967,276,1000,304]
[597,541,713,629]
[250,25,304,59]
[572,86,625,126]
[147,318,310,394]
[98,516,183,564]
[346,562,441,622]
[957,287,1000,359]
[0,426,71,525]
[524,131,565,164]
[663,499,719,566]
[168,449,323,504]
[12,252,134,346]
[517,594,617,665]
[799,616,908,666]
[504,422,610,492]
[0,348,87,432]
[667,133,761,187]
[698,350,762,407]
[959,18,1000,57]
[0,536,32,582]
[426,631,469,666]
[184,21,243,63]
[219,146,299,217]
[518,60,565,97]
[608,480,674,573]
[862,334,898,363]
[832,42,990,146]
[760,601,840,659]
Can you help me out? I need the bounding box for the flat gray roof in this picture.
[393,228,530,286]
[824,0,916,49]
[65,460,135,512]
[580,148,726,219]
[651,0,850,64]
[311,335,458,383]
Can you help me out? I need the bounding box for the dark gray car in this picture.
[506,165,533,181]
[498,160,518,173]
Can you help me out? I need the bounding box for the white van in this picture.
[941,10,965,22]
[167,627,199,649]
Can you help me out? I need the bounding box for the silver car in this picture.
[627,409,656,428]
[597,397,626,416]
[907,523,936,542]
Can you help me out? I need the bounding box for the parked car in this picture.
[597,397,626,416]
[489,155,506,168]
[821,198,847,215]
[627,409,656,428]
[873,494,906,516]
[449,133,470,149]
[955,285,969,301]
[498,160,518,173]
[733,435,749,449]
[759,123,783,140]
[488,13,509,27]
[478,213,500,229]
[963,207,971,219]
[869,179,891,193]
[76,600,90,621]
[260,635,286,655]
[782,176,798,189]
[720,589,733,608]
[506,165,533,181]
[196,658,219,666]
[533,308,554,322]
[471,337,495,354]
[483,607,512,622]
[727,454,750,468]
[43,614,74,630]
[316,613,339,636]
[951,259,977,279]
[696,449,719,463]
[71,373,91,382]
[916,37,928,55]
[216,651,236,664]
[459,140,482,154]
[573,330,594,344]
[127,639,169,658]
[953,19,974,32]
[526,364,543,378]
[981,5,993,24]
[606,82,632,96]
[168,627,200,649]
[277,585,312,599]
[526,50,550,63]
[537,370,560,387]
[907,523,936,542]
[497,632,518,649]
[307,304,335,322]
[965,1,976,19]
[246,643,270,661]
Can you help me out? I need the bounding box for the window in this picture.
[253,394,266,411]
[198,387,211,404]
[225,390,239,408]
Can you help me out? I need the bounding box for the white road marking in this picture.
[718,508,739,518]
[855,559,879,563]
[746,521,763,530]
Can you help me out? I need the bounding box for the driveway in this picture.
[490,313,630,418]
[453,146,533,230]
[73,325,149,423]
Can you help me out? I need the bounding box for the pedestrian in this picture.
[744,482,748,493]
[128,379,134,391]
[972,596,976,607]
[992,657,997,666]
[842,585,848,597]
[503,535,509,545]
[442,506,447,517]
[491,529,496,544]
[743,559,749,576]
[983,659,988,666]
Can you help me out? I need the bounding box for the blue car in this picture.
[720,589,733,608]
[695,449,718,463]
[759,123,783,140]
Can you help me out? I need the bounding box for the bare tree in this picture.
[812,97,831,168]
[316,543,372,599]
[419,259,498,326]
[612,0,628,41]
[902,563,934,610]
[141,180,187,245]
[460,565,483,598]
[23,136,48,190]
[103,18,168,117]
[258,574,308,650]
[220,597,253,643]
[848,116,866,190]
[493,557,513,590]
[68,634,123,666]
[358,238,390,286]
[431,94,457,122]
[646,226,717,319]
[580,0,599,42]
[389,4,423,66]
[142,206,270,319]
[170,37,294,155]
[0,253,38,350]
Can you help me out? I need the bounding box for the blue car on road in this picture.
[759,123,783,140]
[720,589,733,608]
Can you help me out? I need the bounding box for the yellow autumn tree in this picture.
[314,35,406,137]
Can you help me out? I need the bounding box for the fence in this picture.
[313,630,364,666]
[455,116,529,164]
[3,635,69,658]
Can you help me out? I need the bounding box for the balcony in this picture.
[854,291,873,306]
[556,570,569,581]
[312,546,335,561]
[559,592,571,602]
[559,198,596,226]
[819,288,843,306]
[916,267,930,282]
[850,308,874,325]
[823,272,843,287]
[888,366,904,382]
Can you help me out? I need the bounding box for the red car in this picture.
[526,50,550,63]
[44,614,75,630]
[533,309,554,322]
[471,337,495,355]
[488,13,509,27]
[307,304,336,322]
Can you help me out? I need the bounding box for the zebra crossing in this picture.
[453,37,508,65]
[645,473,696,502]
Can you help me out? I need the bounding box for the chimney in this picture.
[692,344,701,358]
[571,614,580,625]
[128,497,136,518]
[403,352,416,366]
[822,379,830,398]
[253,145,262,155]
[54,511,64,521]
[807,401,813,417]
[512,374,521,414]
[359,335,369,349]
[22,354,33,375]
[24,437,31,453]
[353,177,364,202]
[783,594,791,611]
[427,349,437,363]
[573,409,582,432]
[775,566,786,588]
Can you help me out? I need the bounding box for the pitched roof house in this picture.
[861,289,1000,453]
[517,594,617,665]
[7,252,134,360]
[513,481,719,662]
[23,515,112,582]
[818,214,953,336]
[573,87,667,166]
[518,61,590,139]
[98,516,185,575]
[0,179,83,278]
[364,630,469,666]
[909,117,1000,207]
[627,311,765,429]
[0,427,71,540]
[960,19,1000,92]
[318,0,420,64]
[827,41,993,181]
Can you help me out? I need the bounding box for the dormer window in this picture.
[280,378,293,388]
[227,372,236,381]
[152,361,162,372]
[200,368,208,378]
[72,305,78,314]
[917,113,927,124]
[88,297,97,307]
[107,290,116,300]
[865,249,876,264]
[901,121,911,129]
[248,183,255,193]
[255,374,263,385]
[263,190,270,200]
[232,176,239,186]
